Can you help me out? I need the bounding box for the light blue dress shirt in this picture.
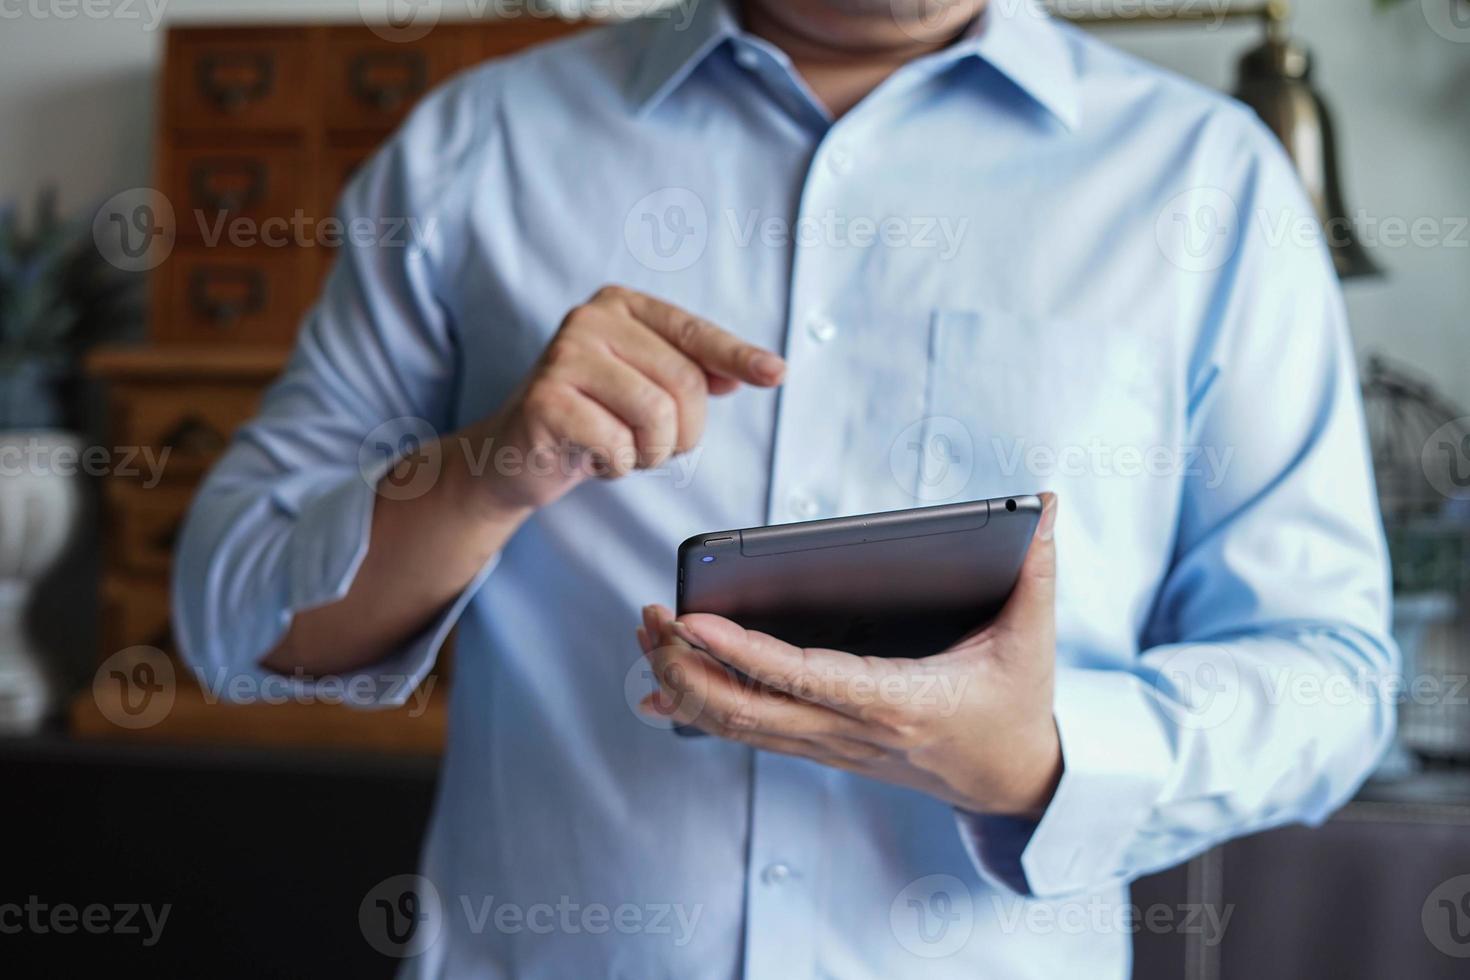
[174,2,1397,977]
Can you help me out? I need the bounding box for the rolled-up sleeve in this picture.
[171,79,491,708]
[960,112,1398,898]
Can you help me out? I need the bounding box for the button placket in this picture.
[826,143,854,176]
[745,123,870,980]
[806,313,837,344]
[761,863,795,885]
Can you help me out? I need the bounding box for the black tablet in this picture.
[676,494,1041,661]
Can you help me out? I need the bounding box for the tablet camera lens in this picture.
[1006,499,1017,512]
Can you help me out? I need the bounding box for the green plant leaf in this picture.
[0,186,144,426]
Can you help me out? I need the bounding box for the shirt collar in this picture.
[626,0,1080,132]
[964,0,1081,131]
[625,0,741,115]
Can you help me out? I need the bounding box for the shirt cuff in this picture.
[203,463,493,710]
[955,667,1174,898]
[953,811,1040,896]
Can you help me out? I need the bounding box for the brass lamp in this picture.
[1060,0,1381,279]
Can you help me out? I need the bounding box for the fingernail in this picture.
[752,352,786,383]
[638,697,670,718]
[671,620,709,652]
[1038,492,1059,542]
[650,690,676,714]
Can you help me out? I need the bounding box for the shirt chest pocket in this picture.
[898,309,1177,504]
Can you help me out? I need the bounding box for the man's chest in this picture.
[448,106,1194,648]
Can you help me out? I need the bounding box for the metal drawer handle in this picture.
[188,267,267,325]
[349,50,428,111]
[197,51,277,113]
[158,414,228,457]
[189,157,267,213]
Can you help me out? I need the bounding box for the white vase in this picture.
[0,430,84,735]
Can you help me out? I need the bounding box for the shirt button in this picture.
[806,313,838,344]
[762,863,793,885]
[789,492,820,520]
[827,145,854,176]
[734,47,760,71]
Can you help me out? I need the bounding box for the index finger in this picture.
[618,290,785,387]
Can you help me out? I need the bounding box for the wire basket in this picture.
[1362,355,1470,765]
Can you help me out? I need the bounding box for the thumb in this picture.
[994,492,1058,641]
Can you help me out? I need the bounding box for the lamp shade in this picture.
[1234,34,1381,279]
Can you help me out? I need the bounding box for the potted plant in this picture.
[0,189,141,734]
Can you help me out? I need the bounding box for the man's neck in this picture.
[740,1,984,118]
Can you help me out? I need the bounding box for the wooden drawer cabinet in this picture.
[323,29,475,134]
[160,247,307,346]
[171,142,314,242]
[106,481,198,576]
[152,20,582,348]
[115,390,242,474]
[101,574,174,655]
[80,18,585,749]
[318,141,380,231]
[98,349,281,478]
[170,31,313,131]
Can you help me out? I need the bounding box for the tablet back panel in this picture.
[677,496,1041,658]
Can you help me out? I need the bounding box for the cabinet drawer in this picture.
[101,575,173,657]
[170,32,312,131]
[171,143,315,241]
[320,141,380,222]
[112,382,264,477]
[106,481,197,576]
[323,31,467,133]
[159,248,307,345]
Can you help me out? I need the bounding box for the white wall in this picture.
[2,0,1467,400]
[1104,1,1470,405]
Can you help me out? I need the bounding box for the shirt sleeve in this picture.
[959,108,1398,898]
[171,79,491,708]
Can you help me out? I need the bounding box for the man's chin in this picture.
[746,0,986,51]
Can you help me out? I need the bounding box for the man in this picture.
[174,0,1397,976]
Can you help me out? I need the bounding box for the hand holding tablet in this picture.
[654,495,1042,737]
[636,493,1064,818]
